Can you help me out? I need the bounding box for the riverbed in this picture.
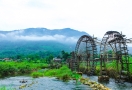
[83,75,132,90]
[0,76,92,90]
[0,76,132,90]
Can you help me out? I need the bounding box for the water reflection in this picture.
[84,75,132,90]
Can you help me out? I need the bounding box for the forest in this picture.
[0,40,74,59]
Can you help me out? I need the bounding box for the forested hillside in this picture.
[0,28,87,58]
[0,41,75,58]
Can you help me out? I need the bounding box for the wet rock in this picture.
[76,72,83,76]
[79,77,111,90]
[19,79,27,83]
[19,84,27,89]
[98,76,109,82]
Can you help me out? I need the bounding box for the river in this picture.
[0,76,132,90]
[83,75,132,90]
[0,76,91,90]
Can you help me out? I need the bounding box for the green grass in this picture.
[95,56,132,77]
[31,65,81,81]
[0,86,6,90]
[105,56,132,73]
[0,85,16,90]
[0,61,48,78]
[0,61,81,82]
[106,60,118,69]
[31,72,44,78]
[129,57,132,74]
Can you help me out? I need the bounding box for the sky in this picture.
[0,0,132,39]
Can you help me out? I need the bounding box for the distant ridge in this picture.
[0,28,89,58]
[0,28,88,37]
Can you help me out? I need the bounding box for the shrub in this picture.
[31,72,44,78]
[0,61,48,78]
[61,74,70,81]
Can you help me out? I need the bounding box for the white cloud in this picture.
[0,0,132,39]
[0,31,78,43]
[15,35,56,41]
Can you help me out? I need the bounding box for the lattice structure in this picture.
[75,35,98,75]
[100,31,131,83]
[72,31,132,83]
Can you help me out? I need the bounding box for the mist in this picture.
[0,31,78,44]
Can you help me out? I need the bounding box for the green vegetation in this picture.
[1,56,131,79]
[129,56,132,74]
[77,55,132,78]
[0,86,6,90]
[0,50,71,78]
[1,47,132,84]
[95,56,132,78]
[31,65,81,82]
[31,71,44,78]
[0,41,74,58]
[0,61,48,78]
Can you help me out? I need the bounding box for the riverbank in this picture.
[31,65,81,81]
[1,75,132,90]
[2,62,131,90]
[30,65,111,90]
[0,64,110,90]
[0,61,48,78]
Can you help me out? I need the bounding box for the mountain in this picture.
[0,28,131,59]
[0,28,87,37]
[0,28,88,43]
[0,28,88,58]
[23,28,87,37]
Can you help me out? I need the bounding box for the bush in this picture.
[0,61,48,78]
[31,72,44,78]
[61,74,70,81]
[31,65,80,82]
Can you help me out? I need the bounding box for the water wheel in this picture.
[75,35,98,75]
[100,31,130,83]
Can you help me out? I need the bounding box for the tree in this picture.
[46,54,54,64]
[61,50,70,62]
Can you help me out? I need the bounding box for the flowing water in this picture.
[0,76,132,90]
[83,75,132,90]
[0,76,92,90]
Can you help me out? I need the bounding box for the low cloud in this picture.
[0,32,78,44]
